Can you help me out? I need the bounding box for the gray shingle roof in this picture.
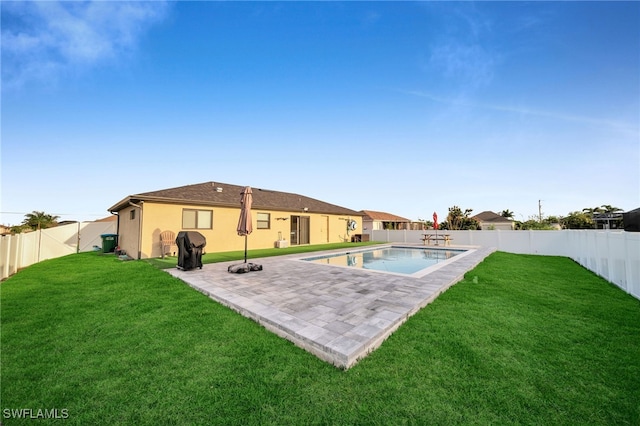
[472,211,512,223]
[109,181,362,216]
[360,210,410,222]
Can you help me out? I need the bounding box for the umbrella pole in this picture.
[244,235,248,263]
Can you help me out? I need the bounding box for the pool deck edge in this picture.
[168,244,497,369]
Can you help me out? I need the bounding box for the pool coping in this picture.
[167,244,496,369]
[294,244,477,278]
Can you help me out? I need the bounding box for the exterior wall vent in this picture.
[216,187,223,192]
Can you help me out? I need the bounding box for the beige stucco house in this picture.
[108,181,363,259]
[360,210,412,231]
[472,211,515,230]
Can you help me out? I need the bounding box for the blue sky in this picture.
[2,1,639,225]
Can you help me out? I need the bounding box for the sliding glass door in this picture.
[290,215,310,245]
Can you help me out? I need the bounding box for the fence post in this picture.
[605,230,619,286]
[14,233,23,276]
[625,234,631,294]
[597,232,604,278]
[1,235,10,280]
[77,222,81,254]
[37,229,42,263]
[581,231,589,268]
[526,230,531,254]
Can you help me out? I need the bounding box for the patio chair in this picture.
[160,230,176,259]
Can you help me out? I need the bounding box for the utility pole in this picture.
[538,200,543,223]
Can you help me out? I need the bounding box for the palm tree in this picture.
[582,206,604,216]
[22,211,60,231]
[446,206,478,230]
[500,209,515,219]
[600,205,623,213]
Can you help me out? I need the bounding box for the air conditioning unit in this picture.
[275,240,289,248]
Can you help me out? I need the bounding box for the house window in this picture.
[182,209,213,229]
[130,209,136,220]
[257,212,270,229]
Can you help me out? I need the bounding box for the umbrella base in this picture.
[228,262,263,274]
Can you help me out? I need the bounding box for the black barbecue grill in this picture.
[176,231,206,270]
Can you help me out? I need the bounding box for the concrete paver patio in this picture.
[167,244,496,369]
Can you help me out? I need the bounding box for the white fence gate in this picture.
[0,221,117,281]
[370,229,640,301]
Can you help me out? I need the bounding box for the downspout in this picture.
[110,211,119,237]
[110,210,120,255]
[129,201,143,259]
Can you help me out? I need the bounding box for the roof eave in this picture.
[109,194,363,216]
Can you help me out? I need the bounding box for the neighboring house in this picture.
[108,181,363,259]
[592,212,624,230]
[472,211,514,230]
[95,215,117,223]
[57,221,76,226]
[360,210,412,231]
[623,207,640,232]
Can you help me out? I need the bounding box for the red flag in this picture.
[433,212,438,230]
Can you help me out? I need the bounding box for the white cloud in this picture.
[419,2,498,90]
[401,89,639,137]
[2,1,171,89]
[428,42,496,88]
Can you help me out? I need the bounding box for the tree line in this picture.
[4,205,628,235]
[421,205,626,230]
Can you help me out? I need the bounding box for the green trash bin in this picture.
[100,234,118,253]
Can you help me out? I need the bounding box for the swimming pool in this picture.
[301,245,470,277]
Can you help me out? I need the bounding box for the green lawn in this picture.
[145,241,382,269]
[1,250,639,425]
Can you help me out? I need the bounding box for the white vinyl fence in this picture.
[0,221,117,281]
[3,225,638,302]
[370,229,640,301]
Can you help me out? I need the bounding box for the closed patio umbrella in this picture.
[229,186,262,273]
[433,211,439,246]
[237,186,253,263]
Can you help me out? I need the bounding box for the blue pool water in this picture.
[302,246,466,276]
